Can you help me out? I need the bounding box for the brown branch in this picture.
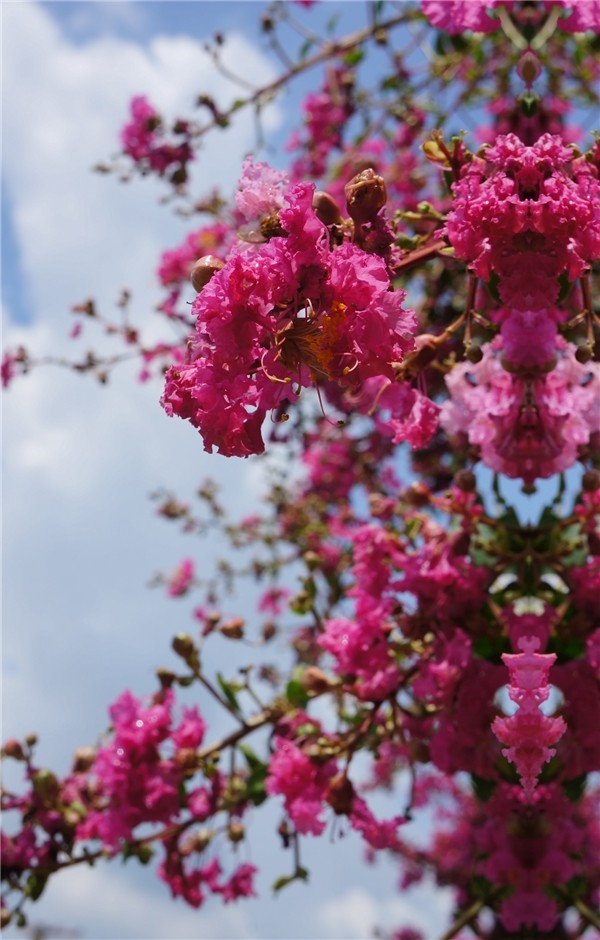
[195,9,416,141]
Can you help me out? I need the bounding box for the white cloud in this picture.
[2,1,281,322]
[316,882,455,939]
[2,861,260,940]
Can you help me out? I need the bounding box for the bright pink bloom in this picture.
[441,337,600,485]
[445,134,600,310]
[258,586,290,615]
[235,156,288,223]
[120,96,193,177]
[166,558,195,597]
[219,863,257,902]
[421,0,500,34]
[161,175,416,457]
[77,690,183,851]
[266,737,337,834]
[492,637,566,793]
[560,1,600,32]
[172,706,206,750]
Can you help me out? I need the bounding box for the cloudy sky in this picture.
[2,3,455,938]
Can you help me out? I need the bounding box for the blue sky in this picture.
[2,3,456,938]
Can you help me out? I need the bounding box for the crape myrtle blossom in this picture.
[161,164,417,457]
[120,96,194,181]
[444,133,600,310]
[441,337,600,485]
[418,776,600,935]
[157,222,231,287]
[492,637,566,794]
[421,1,600,35]
[77,689,206,851]
[420,0,501,34]
[266,733,406,850]
[166,558,195,598]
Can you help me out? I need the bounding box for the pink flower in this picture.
[235,156,288,223]
[445,134,600,310]
[287,65,355,180]
[120,96,193,178]
[441,338,600,485]
[77,690,183,851]
[166,558,195,597]
[421,0,500,34]
[560,1,600,33]
[492,637,566,793]
[258,586,290,616]
[172,707,206,750]
[157,223,230,286]
[219,863,257,902]
[266,738,337,835]
[349,795,405,850]
[161,174,416,457]
[1,350,19,388]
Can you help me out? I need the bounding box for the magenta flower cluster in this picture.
[161,161,416,457]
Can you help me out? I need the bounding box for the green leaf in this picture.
[471,774,496,802]
[470,874,493,898]
[285,679,309,709]
[273,874,295,894]
[25,871,48,901]
[216,673,242,714]
[246,767,268,806]
[238,743,264,772]
[273,867,309,894]
[299,38,314,61]
[562,774,587,802]
[343,48,364,67]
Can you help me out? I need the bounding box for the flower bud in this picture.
[575,341,593,364]
[72,746,96,773]
[227,821,245,843]
[326,774,355,815]
[32,769,60,803]
[465,342,484,363]
[582,469,600,492]
[175,748,199,771]
[517,49,541,87]
[313,191,344,226]
[219,617,245,639]
[301,666,332,695]
[403,481,430,507]
[172,633,200,670]
[345,168,387,224]
[454,469,476,492]
[2,739,25,760]
[190,255,224,292]
[262,621,277,642]
[156,668,177,689]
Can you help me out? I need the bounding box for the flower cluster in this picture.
[492,637,566,793]
[422,1,600,36]
[120,96,194,182]
[161,164,416,457]
[441,337,600,484]
[445,134,600,309]
[77,689,205,850]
